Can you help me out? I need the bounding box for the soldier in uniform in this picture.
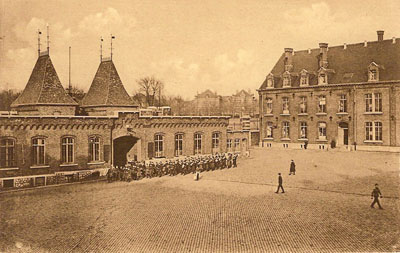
[371,183,383,209]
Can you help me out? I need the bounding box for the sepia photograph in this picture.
[0,0,399,252]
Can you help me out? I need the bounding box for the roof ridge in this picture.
[105,61,112,105]
[36,56,47,104]
[294,38,399,53]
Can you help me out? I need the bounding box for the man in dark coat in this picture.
[275,173,285,193]
[371,183,383,209]
[289,160,296,175]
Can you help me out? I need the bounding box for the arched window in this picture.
[154,134,164,158]
[32,137,46,166]
[89,136,101,162]
[175,134,183,156]
[61,137,75,164]
[194,133,202,155]
[0,138,15,168]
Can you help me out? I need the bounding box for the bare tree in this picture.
[0,89,21,111]
[136,76,164,107]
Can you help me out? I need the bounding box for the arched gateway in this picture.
[113,135,141,167]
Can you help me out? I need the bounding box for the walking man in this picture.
[275,173,285,193]
[371,183,383,209]
[289,160,296,175]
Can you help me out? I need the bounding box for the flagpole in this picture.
[38,29,41,57]
[110,34,113,60]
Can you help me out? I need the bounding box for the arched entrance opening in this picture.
[337,122,349,146]
[113,136,140,167]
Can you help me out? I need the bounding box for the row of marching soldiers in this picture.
[107,153,239,183]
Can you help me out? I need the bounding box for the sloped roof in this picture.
[196,89,219,98]
[260,38,400,89]
[80,60,136,107]
[11,54,77,106]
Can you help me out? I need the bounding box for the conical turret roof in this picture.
[11,54,77,107]
[80,59,135,107]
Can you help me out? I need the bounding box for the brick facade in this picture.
[258,32,400,152]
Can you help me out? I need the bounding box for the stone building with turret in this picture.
[0,48,236,189]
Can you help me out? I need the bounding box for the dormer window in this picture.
[266,74,274,89]
[300,70,309,86]
[318,68,328,85]
[282,72,291,88]
[368,62,380,82]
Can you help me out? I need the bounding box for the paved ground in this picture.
[0,148,399,252]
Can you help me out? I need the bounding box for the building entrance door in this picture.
[338,122,349,146]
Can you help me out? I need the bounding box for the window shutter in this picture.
[103,144,110,163]
[148,142,154,159]
[15,143,23,167]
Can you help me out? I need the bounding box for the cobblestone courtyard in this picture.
[1,148,399,252]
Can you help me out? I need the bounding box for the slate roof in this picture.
[260,38,400,90]
[80,60,136,107]
[11,54,77,106]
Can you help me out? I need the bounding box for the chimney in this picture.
[377,30,384,41]
[284,48,293,71]
[319,43,328,68]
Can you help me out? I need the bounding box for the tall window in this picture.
[61,137,75,164]
[318,122,327,140]
[365,122,382,141]
[282,122,290,139]
[175,134,183,156]
[375,122,382,141]
[227,139,232,151]
[300,122,307,139]
[155,134,164,157]
[339,95,347,113]
[318,96,326,113]
[234,139,240,149]
[32,138,45,166]
[89,136,100,162]
[266,122,274,138]
[0,138,15,168]
[365,122,373,141]
[299,97,307,114]
[282,97,289,114]
[212,132,220,153]
[266,98,273,114]
[365,93,382,112]
[194,133,202,155]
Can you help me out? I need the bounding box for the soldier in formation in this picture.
[106,153,239,183]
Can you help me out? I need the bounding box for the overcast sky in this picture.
[0,0,399,99]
